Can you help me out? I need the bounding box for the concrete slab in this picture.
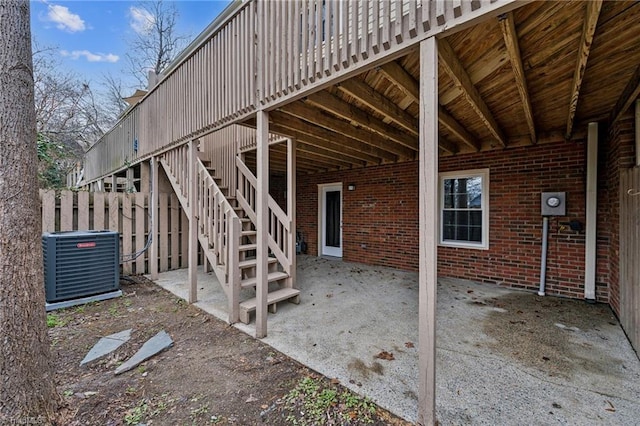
[80,329,132,366]
[114,330,173,375]
[152,256,640,424]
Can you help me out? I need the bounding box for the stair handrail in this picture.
[160,143,241,321]
[235,156,292,274]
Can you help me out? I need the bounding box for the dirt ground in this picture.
[48,276,411,425]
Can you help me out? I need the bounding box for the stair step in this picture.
[238,257,278,269]
[239,288,301,324]
[240,271,289,289]
[242,230,257,237]
[239,243,257,252]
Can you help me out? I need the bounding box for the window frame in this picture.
[438,168,490,250]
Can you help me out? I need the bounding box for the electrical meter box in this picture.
[541,192,566,216]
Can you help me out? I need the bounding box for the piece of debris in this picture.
[330,378,340,385]
[605,400,616,412]
[115,330,173,375]
[552,402,561,409]
[245,394,258,403]
[404,342,415,348]
[374,351,395,361]
[83,391,98,397]
[80,329,132,366]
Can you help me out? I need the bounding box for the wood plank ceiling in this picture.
[245,0,640,174]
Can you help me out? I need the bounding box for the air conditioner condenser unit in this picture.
[43,230,121,311]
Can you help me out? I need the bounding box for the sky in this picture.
[30,0,231,94]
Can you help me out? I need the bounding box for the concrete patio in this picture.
[152,255,640,424]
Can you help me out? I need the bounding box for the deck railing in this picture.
[84,0,517,182]
[236,156,292,275]
[160,143,241,309]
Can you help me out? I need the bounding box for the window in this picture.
[439,169,489,249]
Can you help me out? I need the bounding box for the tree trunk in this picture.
[0,1,62,423]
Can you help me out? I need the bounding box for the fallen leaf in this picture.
[330,378,340,385]
[542,356,550,361]
[467,290,474,293]
[326,293,333,298]
[374,351,395,361]
[260,404,269,409]
[404,342,414,348]
[245,395,258,403]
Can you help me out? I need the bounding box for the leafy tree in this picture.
[0,1,62,422]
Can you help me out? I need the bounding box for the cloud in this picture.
[129,6,155,35]
[60,50,119,63]
[46,4,86,32]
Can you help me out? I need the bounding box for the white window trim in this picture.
[438,168,490,250]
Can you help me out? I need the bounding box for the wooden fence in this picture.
[39,190,189,276]
[620,168,640,354]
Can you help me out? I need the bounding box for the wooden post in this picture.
[140,160,150,193]
[150,156,159,280]
[418,36,438,426]
[287,137,297,288]
[111,174,117,192]
[188,140,198,303]
[126,168,134,192]
[584,122,598,301]
[228,215,240,323]
[256,110,269,338]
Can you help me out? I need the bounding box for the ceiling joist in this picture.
[565,0,602,140]
[377,61,419,105]
[304,91,417,150]
[337,79,419,136]
[499,11,536,144]
[609,63,640,126]
[279,101,416,159]
[438,106,480,151]
[438,38,507,147]
[269,110,398,162]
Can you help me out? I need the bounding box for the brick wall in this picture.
[296,134,632,301]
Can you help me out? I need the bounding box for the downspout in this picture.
[584,122,598,302]
[538,216,549,296]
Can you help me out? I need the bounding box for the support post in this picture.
[418,36,438,426]
[126,168,134,192]
[188,140,198,303]
[140,160,150,193]
[287,138,297,288]
[256,110,269,338]
[150,157,159,280]
[111,174,118,192]
[584,122,598,301]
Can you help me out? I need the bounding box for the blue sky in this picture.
[30,0,231,92]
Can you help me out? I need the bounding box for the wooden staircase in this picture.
[159,142,299,327]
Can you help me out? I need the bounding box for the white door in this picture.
[320,184,342,257]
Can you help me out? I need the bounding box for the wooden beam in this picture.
[338,78,419,136]
[499,12,536,144]
[286,138,297,288]
[438,136,459,155]
[187,141,198,304]
[149,156,159,280]
[268,121,375,165]
[610,63,640,126]
[269,111,395,162]
[438,38,506,147]
[438,106,480,151]
[418,36,438,426]
[256,110,269,338]
[304,91,418,150]
[376,63,479,152]
[566,0,602,139]
[378,61,420,105]
[279,102,415,159]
